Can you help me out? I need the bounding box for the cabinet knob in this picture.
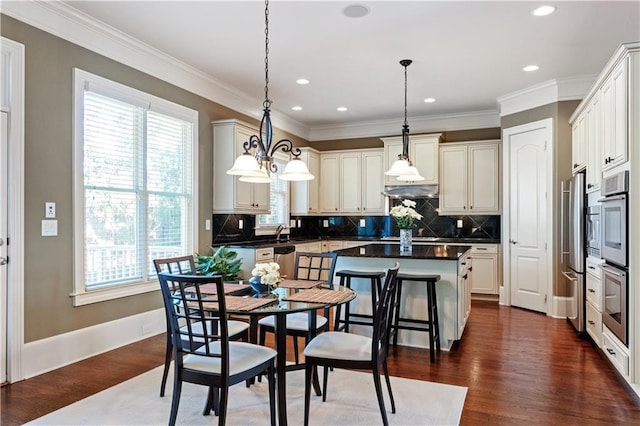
[607,348,616,355]
[588,289,595,293]
[335,208,338,211]
[573,163,579,168]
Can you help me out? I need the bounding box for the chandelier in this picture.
[227,0,313,183]
[384,59,424,182]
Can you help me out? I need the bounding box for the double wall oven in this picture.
[598,171,628,346]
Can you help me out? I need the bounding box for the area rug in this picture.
[28,365,467,425]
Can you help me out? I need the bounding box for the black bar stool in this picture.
[390,273,441,363]
[334,269,386,332]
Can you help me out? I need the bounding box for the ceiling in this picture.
[41,1,640,139]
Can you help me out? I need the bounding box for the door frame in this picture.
[501,118,554,314]
[1,37,26,383]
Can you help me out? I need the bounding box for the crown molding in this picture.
[309,109,500,141]
[497,75,596,117]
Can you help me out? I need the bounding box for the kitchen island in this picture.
[332,243,471,350]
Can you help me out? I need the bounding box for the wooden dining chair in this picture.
[157,273,276,426]
[302,263,400,426]
[258,251,338,363]
[153,255,250,397]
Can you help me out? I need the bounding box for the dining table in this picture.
[217,279,357,426]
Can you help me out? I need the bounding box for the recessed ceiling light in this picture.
[296,78,309,85]
[343,4,369,18]
[424,97,436,103]
[532,6,556,17]
[523,65,539,72]
[291,106,302,111]
[337,106,348,112]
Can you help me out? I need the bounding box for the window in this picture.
[72,69,198,305]
[257,153,290,234]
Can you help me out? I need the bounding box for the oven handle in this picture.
[599,264,626,277]
[598,194,626,202]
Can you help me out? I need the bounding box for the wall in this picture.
[0,15,307,343]
[501,100,579,297]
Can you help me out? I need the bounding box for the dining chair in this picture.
[258,251,338,363]
[302,262,400,426]
[153,256,250,397]
[157,273,277,426]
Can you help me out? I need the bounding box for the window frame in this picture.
[72,68,198,306]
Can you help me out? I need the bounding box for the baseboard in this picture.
[21,308,165,380]
[471,293,499,302]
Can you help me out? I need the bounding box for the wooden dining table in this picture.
[207,279,357,426]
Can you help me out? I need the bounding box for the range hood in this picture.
[382,184,439,198]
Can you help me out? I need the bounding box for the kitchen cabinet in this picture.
[294,241,323,254]
[228,246,274,280]
[212,119,270,214]
[322,240,343,252]
[601,58,628,172]
[319,153,340,213]
[469,244,500,295]
[291,148,320,215]
[458,250,472,337]
[571,113,587,174]
[382,133,441,185]
[439,141,500,214]
[585,93,602,191]
[340,152,362,213]
[585,257,604,347]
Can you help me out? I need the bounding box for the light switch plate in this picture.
[41,219,58,236]
[359,219,366,227]
[297,219,302,228]
[290,219,296,228]
[457,219,463,228]
[238,219,244,229]
[205,219,211,230]
[323,220,329,228]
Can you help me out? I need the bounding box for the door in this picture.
[1,111,8,383]
[506,123,549,313]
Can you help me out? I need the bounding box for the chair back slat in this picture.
[157,273,230,372]
[153,255,197,275]
[294,251,338,283]
[372,263,400,363]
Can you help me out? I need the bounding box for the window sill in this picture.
[70,280,158,306]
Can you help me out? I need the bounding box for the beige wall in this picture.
[501,100,580,297]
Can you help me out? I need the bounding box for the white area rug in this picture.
[28,365,467,425]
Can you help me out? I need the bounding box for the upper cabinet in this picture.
[382,133,441,185]
[212,119,270,214]
[585,93,602,191]
[319,153,340,213]
[439,141,500,215]
[601,58,628,172]
[291,148,320,215]
[571,113,587,174]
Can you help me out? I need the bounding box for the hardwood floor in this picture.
[2,301,639,425]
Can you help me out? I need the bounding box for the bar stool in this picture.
[334,269,386,332]
[390,273,441,363]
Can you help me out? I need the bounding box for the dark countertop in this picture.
[220,236,497,249]
[333,243,471,261]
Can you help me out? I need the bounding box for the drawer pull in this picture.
[588,289,595,293]
[588,320,595,325]
[607,348,616,356]
[588,266,596,270]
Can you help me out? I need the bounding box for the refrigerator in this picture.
[563,171,586,333]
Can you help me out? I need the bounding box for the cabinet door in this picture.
[468,144,499,213]
[439,145,468,213]
[470,254,498,294]
[586,94,602,191]
[602,59,628,171]
[340,152,362,213]
[361,151,385,213]
[572,113,587,173]
[411,135,439,185]
[383,137,403,185]
[307,151,320,212]
[291,149,320,214]
[233,125,257,211]
[320,154,340,213]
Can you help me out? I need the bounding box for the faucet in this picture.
[275,224,285,242]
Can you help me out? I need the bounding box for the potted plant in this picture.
[195,246,242,281]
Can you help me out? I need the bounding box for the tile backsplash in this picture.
[213,197,500,244]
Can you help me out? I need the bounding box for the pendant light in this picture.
[227,0,314,183]
[385,59,424,182]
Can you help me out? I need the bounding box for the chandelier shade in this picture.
[225,0,313,183]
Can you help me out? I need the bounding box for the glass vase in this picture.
[399,228,413,253]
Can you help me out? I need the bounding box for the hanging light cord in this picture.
[263,0,270,110]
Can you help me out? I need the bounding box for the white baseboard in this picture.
[21,308,165,380]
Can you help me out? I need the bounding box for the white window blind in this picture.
[258,154,289,228]
[74,69,197,304]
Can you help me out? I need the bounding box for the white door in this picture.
[1,111,8,383]
[505,122,549,313]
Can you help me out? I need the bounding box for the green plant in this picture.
[195,246,242,281]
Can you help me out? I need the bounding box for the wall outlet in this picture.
[457,219,463,228]
[323,220,329,228]
[238,219,243,229]
[45,202,56,218]
[297,219,302,228]
[290,219,296,228]
[205,219,211,230]
[359,219,366,228]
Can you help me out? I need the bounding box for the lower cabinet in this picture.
[294,241,323,253]
[230,247,274,280]
[469,244,500,295]
[585,256,604,347]
[603,326,630,378]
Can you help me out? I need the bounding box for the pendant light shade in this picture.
[385,158,411,176]
[396,166,425,182]
[227,153,261,175]
[279,157,314,181]
[238,167,271,183]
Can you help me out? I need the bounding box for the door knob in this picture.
[509,239,517,245]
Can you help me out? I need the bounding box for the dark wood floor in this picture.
[2,301,639,425]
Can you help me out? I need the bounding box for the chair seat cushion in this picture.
[180,319,249,340]
[186,342,276,376]
[258,312,328,332]
[304,331,372,361]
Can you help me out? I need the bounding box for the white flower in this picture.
[251,262,281,286]
[390,199,423,229]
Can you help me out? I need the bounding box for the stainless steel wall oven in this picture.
[600,263,627,345]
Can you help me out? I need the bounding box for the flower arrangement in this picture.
[389,199,423,229]
[251,262,282,287]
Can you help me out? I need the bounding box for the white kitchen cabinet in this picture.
[322,240,344,252]
[585,256,604,347]
[439,141,500,214]
[601,58,628,172]
[361,151,385,214]
[585,93,602,192]
[291,148,320,215]
[228,246,274,280]
[212,119,270,214]
[469,244,500,295]
[571,113,587,174]
[382,133,441,185]
[340,152,362,213]
[294,241,323,254]
[319,153,340,213]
